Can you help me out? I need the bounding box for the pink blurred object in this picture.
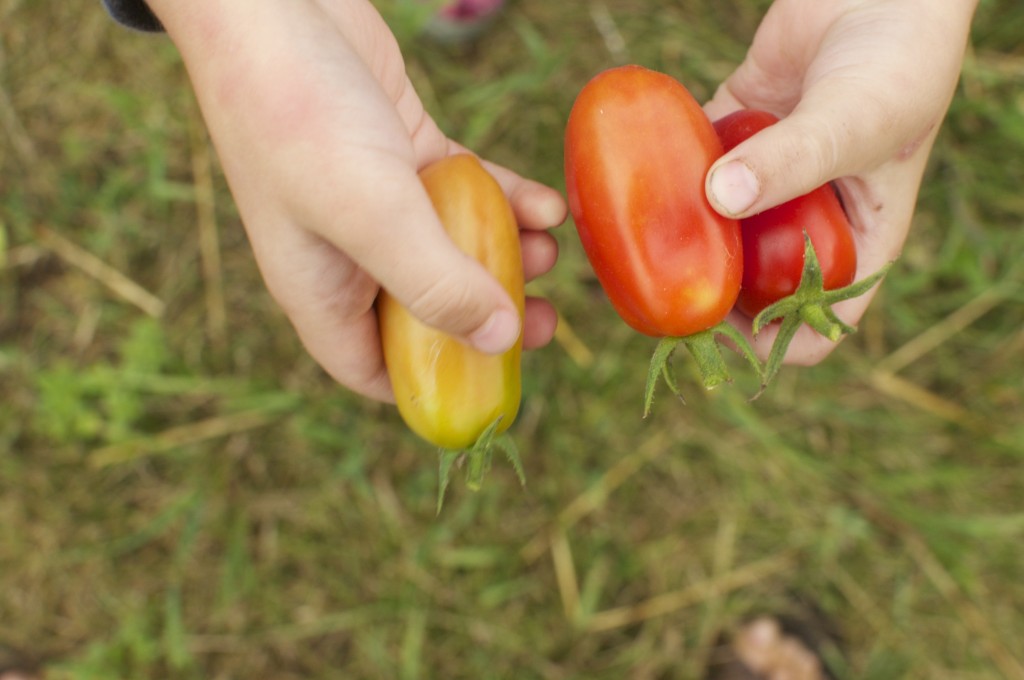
[438,0,505,20]
[425,0,506,43]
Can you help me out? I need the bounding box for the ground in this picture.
[1,0,1023,678]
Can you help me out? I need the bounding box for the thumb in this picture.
[339,160,521,355]
[705,84,915,218]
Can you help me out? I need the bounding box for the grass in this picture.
[2,0,1023,678]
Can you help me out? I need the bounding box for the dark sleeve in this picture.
[102,0,164,32]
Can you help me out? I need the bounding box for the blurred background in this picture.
[1,0,1022,678]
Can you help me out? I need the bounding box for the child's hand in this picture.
[703,0,978,366]
[148,0,566,402]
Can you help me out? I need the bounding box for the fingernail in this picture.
[469,308,520,354]
[709,160,760,216]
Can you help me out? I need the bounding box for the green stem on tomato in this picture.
[436,415,524,514]
[437,449,461,515]
[684,328,733,390]
[797,304,852,342]
[643,321,764,417]
[753,233,894,391]
[644,336,682,417]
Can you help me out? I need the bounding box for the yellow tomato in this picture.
[377,155,524,450]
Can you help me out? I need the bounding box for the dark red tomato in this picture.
[565,65,742,338]
[713,109,857,319]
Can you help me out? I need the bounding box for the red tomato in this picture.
[712,109,857,318]
[565,65,742,338]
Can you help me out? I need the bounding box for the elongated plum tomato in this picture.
[712,109,857,318]
[564,65,742,338]
[377,154,524,451]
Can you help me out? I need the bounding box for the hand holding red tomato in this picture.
[713,109,894,387]
[704,0,979,366]
[566,18,976,406]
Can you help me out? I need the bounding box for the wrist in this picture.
[144,0,242,59]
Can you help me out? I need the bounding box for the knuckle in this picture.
[787,332,838,367]
[331,356,393,402]
[801,117,845,186]
[404,269,486,335]
[266,248,378,323]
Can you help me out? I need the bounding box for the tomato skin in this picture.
[377,155,524,451]
[565,65,742,338]
[712,110,858,319]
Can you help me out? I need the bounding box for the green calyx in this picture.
[436,415,525,514]
[753,232,893,390]
[643,320,764,417]
[642,233,895,414]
